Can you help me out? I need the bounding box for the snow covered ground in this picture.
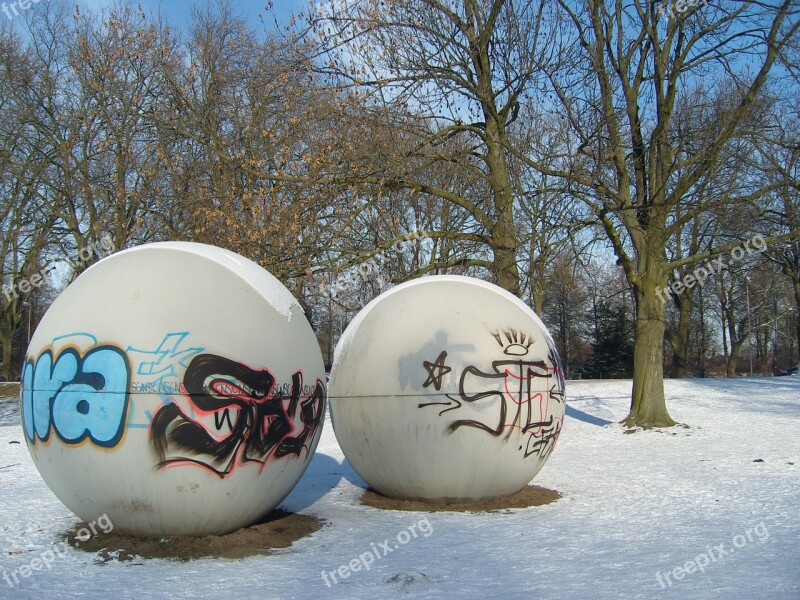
[1,378,798,599]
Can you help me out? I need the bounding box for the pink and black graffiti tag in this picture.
[419,330,564,459]
[150,354,325,478]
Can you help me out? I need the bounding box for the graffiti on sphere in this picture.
[21,341,131,448]
[417,329,565,459]
[150,354,326,478]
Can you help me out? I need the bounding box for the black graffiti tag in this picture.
[150,354,325,478]
[418,331,564,459]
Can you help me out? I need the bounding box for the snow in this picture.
[1,378,798,599]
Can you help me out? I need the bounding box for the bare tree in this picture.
[155,1,378,289]
[308,0,565,295]
[532,0,800,426]
[7,2,174,282]
[541,250,591,379]
[757,106,800,366]
[713,261,758,377]
[0,26,53,378]
[66,3,176,257]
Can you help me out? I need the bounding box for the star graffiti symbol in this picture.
[422,351,452,391]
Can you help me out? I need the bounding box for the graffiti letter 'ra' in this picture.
[21,345,131,448]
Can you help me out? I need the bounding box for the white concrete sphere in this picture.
[329,276,565,502]
[21,242,326,535]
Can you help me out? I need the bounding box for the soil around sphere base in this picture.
[360,485,561,512]
[64,509,325,562]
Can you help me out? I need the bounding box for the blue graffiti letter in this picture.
[22,345,131,448]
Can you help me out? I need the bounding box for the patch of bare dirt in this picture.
[65,509,326,562]
[360,485,561,512]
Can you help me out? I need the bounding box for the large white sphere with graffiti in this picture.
[329,276,565,502]
[21,242,326,536]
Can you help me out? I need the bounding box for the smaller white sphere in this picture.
[329,275,565,502]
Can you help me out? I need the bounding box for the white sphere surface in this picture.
[21,242,326,535]
[329,275,565,502]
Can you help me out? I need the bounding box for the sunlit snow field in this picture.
[1,377,798,599]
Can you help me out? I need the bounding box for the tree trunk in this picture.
[623,279,676,428]
[794,277,800,362]
[668,292,692,378]
[326,297,334,368]
[485,114,520,296]
[559,313,570,380]
[493,239,520,295]
[1,332,14,381]
[723,301,744,377]
[491,169,520,296]
[726,340,743,378]
[528,234,544,315]
[698,288,707,377]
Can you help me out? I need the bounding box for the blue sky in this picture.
[76,0,313,31]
